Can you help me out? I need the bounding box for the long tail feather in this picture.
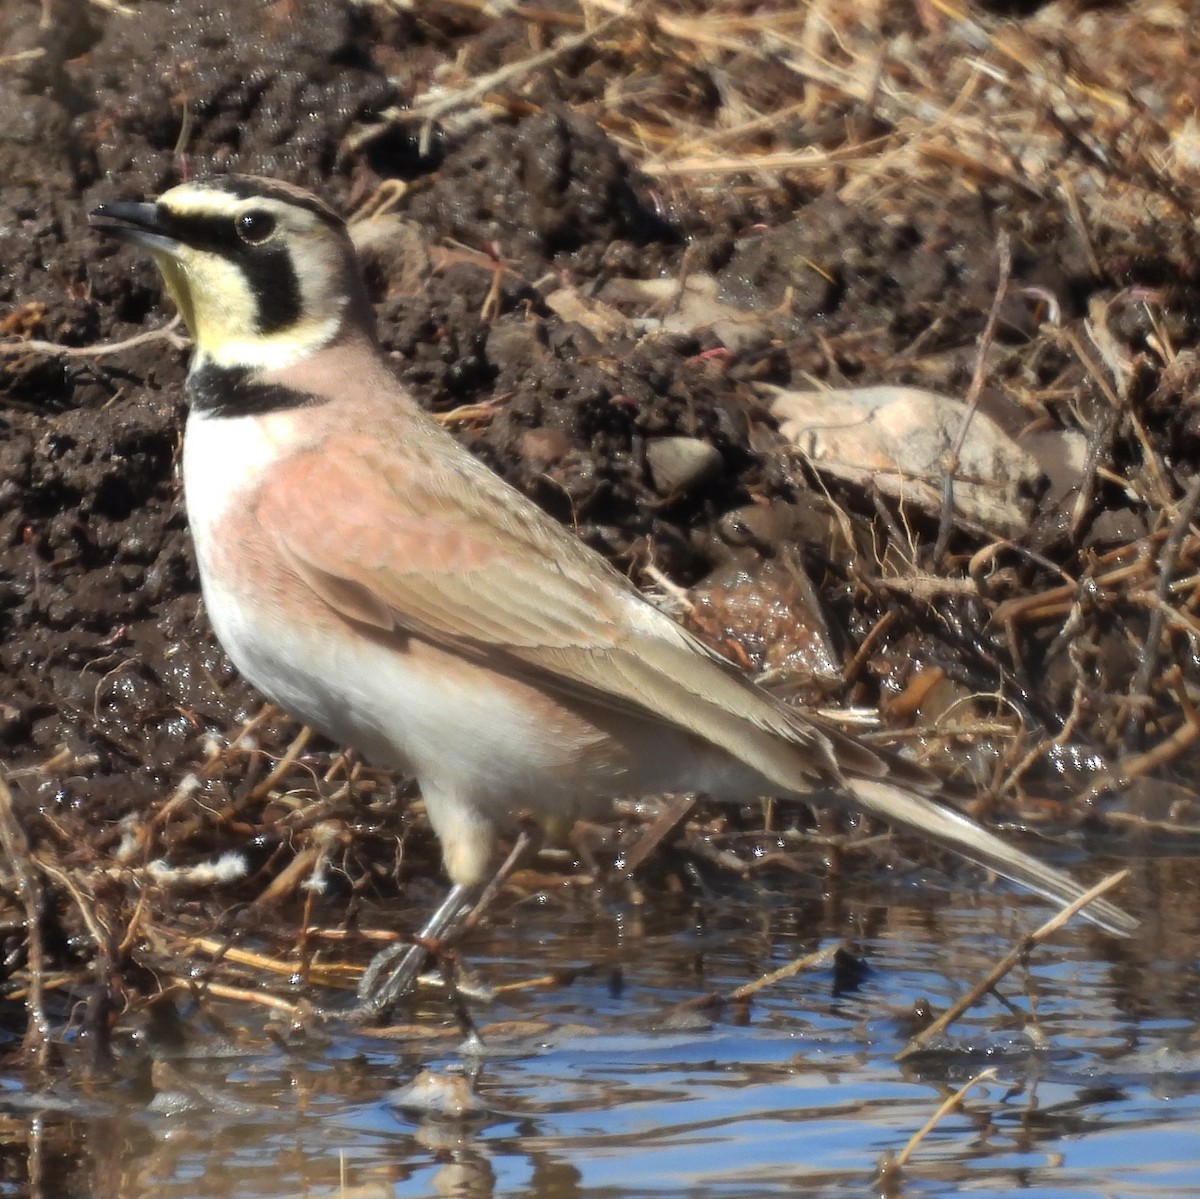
[846,777,1137,936]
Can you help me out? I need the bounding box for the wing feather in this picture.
[256,434,859,794]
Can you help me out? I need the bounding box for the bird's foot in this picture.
[348,939,435,1023]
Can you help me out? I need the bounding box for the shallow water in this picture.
[4,852,1198,1199]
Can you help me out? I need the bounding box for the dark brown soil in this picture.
[2,0,1200,1038]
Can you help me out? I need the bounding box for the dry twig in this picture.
[874,1067,999,1188]
[897,869,1131,1060]
[0,317,187,360]
[1123,473,1200,746]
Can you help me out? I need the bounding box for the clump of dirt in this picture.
[2,0,1199,1049]
[401,106,675,271]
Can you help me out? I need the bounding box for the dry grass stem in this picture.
[875,1066,1000,1187]
[934,233,1011,563]
[0,781,51,1065]
[166,978,303,1017]
[663,943,844,1019]
[1124,474,1200,745]
[0,317,187,359]
[897,869,1131,1060]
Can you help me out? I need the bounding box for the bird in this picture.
[89,175,1135,1017]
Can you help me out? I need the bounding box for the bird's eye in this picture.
[236,210,276,245]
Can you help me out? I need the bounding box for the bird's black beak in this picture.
[89,201,179,253]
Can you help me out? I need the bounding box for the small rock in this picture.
[601,274,773,352]
[543,283,634,341]
[388,1069,486,1120]
[348,213,431,297]
[486,319,551,371]
[646,436,723,495]
[715,498,835,558]
[765,383,1042,537]
[517,426,569,469]
[1085,506,1150,548]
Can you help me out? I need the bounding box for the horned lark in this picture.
[90,177,1135,1015]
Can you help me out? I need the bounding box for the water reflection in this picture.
[2,851,1198,1199]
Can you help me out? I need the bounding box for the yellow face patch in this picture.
[145,182,352,372]
[158,244,261,356]
[151,251,198,339]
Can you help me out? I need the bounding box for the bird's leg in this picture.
[349,826,542,1024]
